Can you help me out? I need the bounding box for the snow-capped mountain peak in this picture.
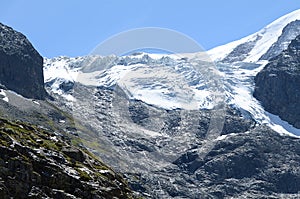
[208,9,300,62]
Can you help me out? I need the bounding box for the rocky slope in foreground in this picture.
[0,117,132,198]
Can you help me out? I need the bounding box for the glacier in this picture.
[44,9,300,139]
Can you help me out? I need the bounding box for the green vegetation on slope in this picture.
[0,117,133,198]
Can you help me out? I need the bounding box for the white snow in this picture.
[98,169,111,174]
[50,136,59,142]
[44,57,83,101]
[32,100,40,105]
[208,9,300,62]
[266,112,300,137]
[80,64,136,87]
[216,134,229,141]
[217,60,300,137]
[208,39,249,62]
[222,61,268,121]
[216,132,251,141]
[126,52,180,60]
[0,89,8,102]
[109,62,216,110]
[59,120,65,123]
[44,56,80,83]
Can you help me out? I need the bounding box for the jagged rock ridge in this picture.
[260,20,300,60]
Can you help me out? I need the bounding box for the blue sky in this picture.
[1,0,300,58]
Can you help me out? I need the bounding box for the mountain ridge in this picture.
[208,9,300,63]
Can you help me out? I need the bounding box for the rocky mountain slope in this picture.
[0,23,46,99]
[152,125,300,198]
[254,34,300,129]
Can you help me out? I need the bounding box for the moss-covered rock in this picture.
[0,118,133,198]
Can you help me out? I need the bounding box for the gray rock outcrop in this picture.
[254,34,300,128]
[0,23,46,99]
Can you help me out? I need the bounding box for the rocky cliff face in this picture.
[0,23,46,99]
[140,125,300,198]
[254,34,300,128]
